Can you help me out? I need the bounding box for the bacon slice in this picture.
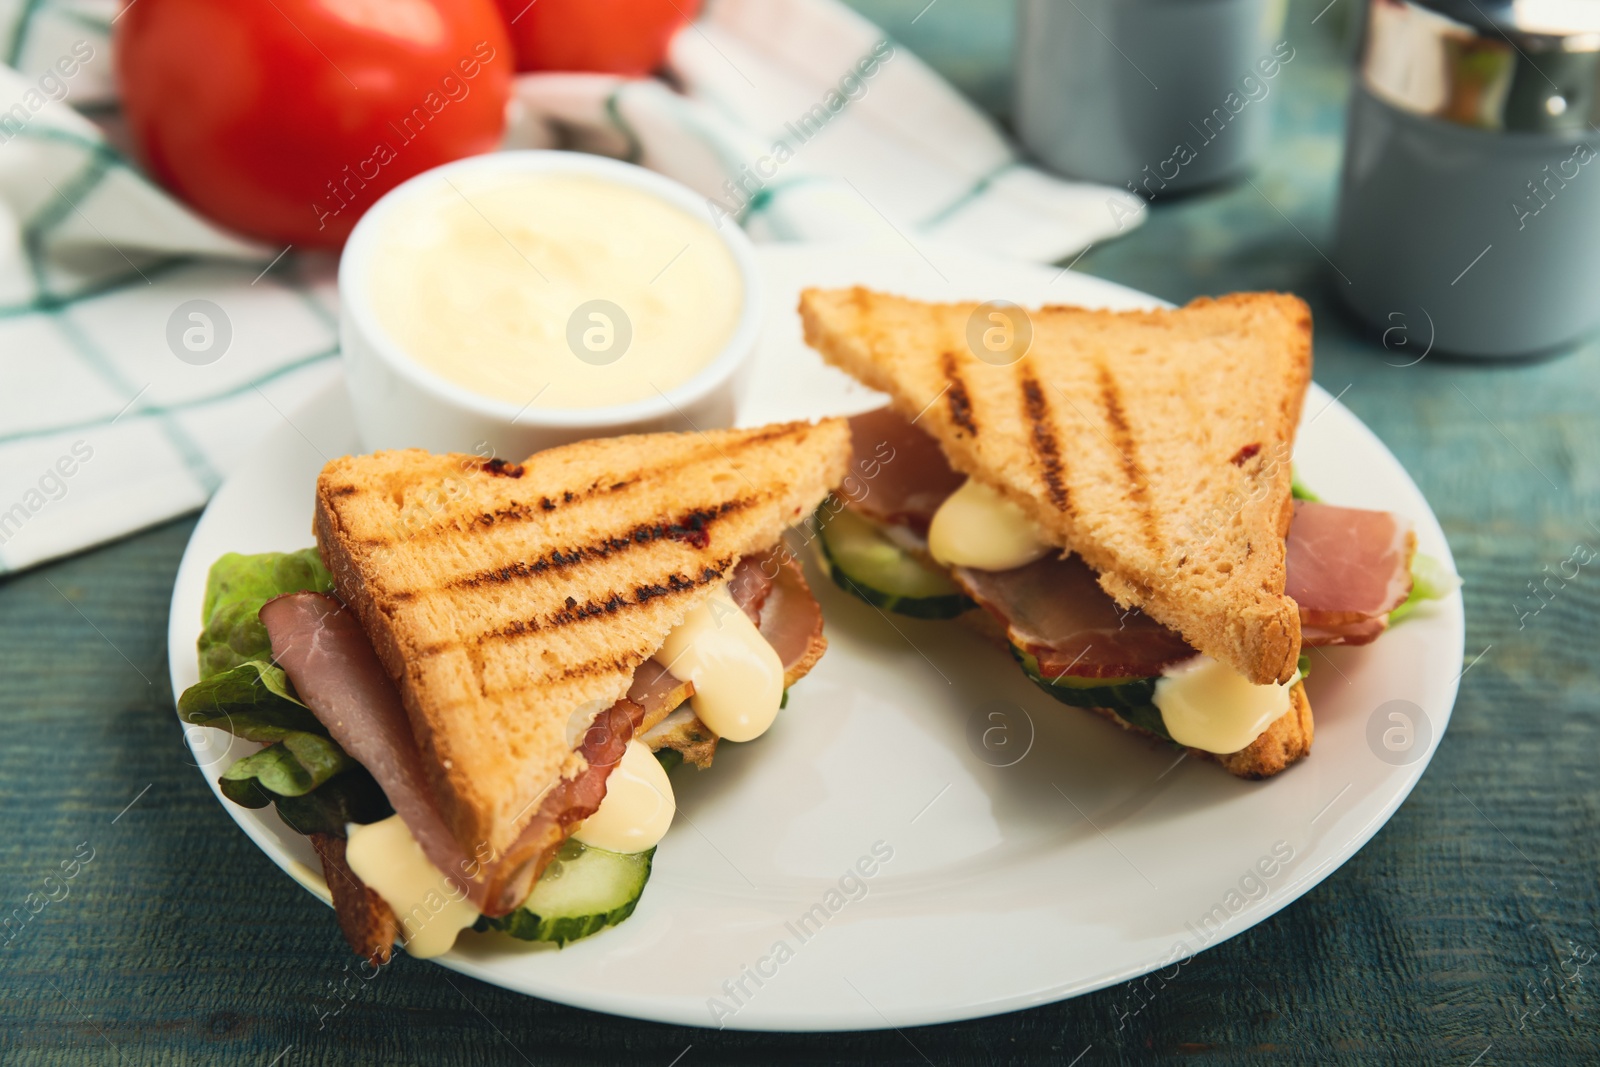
[728,552,776,620]
[478,697,646,917]
[844,407,965,533]
[954,555,1196,678]
[308,832,398,967]
[629,660,694,736]
[742,547,828,685]
[1287,500,1415,647]
[262,593,481,905]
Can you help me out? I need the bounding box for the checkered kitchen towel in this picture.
[0,0,1144,574]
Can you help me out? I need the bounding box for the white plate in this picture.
[167,240,1464,1032]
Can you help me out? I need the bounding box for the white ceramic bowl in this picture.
[338,151,763,458]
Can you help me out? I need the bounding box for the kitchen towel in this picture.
[0,0,1144,573]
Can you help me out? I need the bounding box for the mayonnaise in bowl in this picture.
[368,171,743,410]
[339,152,763,457]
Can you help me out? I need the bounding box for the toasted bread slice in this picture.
[800,288,1312,685]
[314,420,851,858]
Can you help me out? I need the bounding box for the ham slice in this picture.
[728,552,775,619]
[1302,617,1390,646]
[482,553,828,907]
[628,659,694,736]
[954,555,1197,678]
[262,593,482,906]
[635,548,827,770]
[261,592,669,916]
[1287,500,1415,646]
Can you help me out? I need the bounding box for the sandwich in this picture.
[797,288,1454,777]
[177,419,851,963]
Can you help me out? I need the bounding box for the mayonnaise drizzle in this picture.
[655,582,785,743]
[928,477,1052,571]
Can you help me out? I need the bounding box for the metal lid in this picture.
[1360,0,1600,132]
[1424,1,1600,40]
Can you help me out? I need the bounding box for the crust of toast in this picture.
[800,287,1312,685]
[314,421,850,858]
[1081,681,1313,779]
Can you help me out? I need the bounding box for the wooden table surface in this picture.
[4,2,1596,1063]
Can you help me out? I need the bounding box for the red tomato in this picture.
[116,0,513,248]
[494,0,701,75]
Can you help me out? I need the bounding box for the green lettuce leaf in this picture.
[220,732,351,799]
[182,547,389,838]
[197,549,332,678]
[270,769,393,837]
[1390,553,1460,624]
[1290,471,1320,502]
[177,660,324,743]
[222,763,394,838]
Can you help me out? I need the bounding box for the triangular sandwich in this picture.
[799,288,1332,777]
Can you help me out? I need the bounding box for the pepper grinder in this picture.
[1334,0,1600,359]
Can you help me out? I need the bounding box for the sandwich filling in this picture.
[821,408,1438,757]
[265,546,820,952]
[182,542,828,963]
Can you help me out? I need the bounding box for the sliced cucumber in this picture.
[478,840,654,947]
[816,507,973,619]
[1011,646,1172,741]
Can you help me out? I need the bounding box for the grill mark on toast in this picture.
[350,427,808,548]
[343,474,645,548]
[941,351,977,436]
[479,458,524,478]
[447,498,759,590]
[415,560,733,656]
[479,653,642,699]
[1019,368,1069,512]
[1096,362,1161,550]
[553,654,635,683]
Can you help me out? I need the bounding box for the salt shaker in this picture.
[1333,0,1600,359]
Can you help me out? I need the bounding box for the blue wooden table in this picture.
[4,1,1597,1063]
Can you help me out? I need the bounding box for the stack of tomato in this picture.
[116,0,701,247]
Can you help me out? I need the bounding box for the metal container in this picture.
[1334,0,1600,358]
[1015,0,1288,195]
